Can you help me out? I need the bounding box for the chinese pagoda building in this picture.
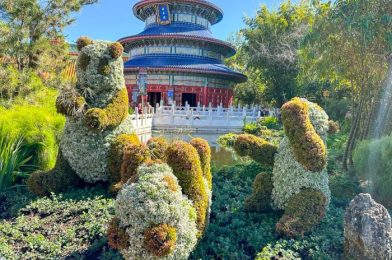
[118,0,247,108]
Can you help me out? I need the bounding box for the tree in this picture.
[241,1,315,106]
[300,0,392,168]
[226,32,266,106]
[0,0,98,71]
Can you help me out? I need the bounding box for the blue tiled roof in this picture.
[124,55,247,82]
[139,22,213,38]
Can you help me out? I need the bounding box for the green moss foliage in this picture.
[108,133,140,186]
[276,188,327,238]
[244,172,273,212]
[190,138,212,190]
[83,88,129,132]
[147,136,169,161]
[166,141,209,237]
[281,98,327,172]
[27,152,82,196]
[234,134,277,167]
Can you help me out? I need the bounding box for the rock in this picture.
[344,193,392,260]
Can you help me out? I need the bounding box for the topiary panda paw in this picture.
[83,108,108,131]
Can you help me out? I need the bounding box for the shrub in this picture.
[113,163,198,259]
[329,172,360,202]
[0,127,32,191]
[190,138,212,189]
[147,136,169,161]
[281,98,327,172]
[216,133,238,148]
[233,134,277,167]
[353,136,392,207]
[259,116,281,130]
[256,243,300,260]
[244,172,273,212]
[276,188,327,238]
[166,141,209,237]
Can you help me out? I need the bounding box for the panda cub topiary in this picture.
[28,37,140,195]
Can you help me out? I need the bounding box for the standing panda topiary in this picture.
[239,98,332,237]
[28,37,142,195]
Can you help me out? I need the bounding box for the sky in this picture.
[65,0,292,43]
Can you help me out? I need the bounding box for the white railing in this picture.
[152,102,279,133]
[129,108,154,136]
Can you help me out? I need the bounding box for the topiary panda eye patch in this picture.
[78,53,90,71]
[98,58,111,76]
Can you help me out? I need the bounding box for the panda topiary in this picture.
[240,97,333,237]
[28,37,139,195]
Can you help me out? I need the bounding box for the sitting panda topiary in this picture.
[236,97,336,237]
[28,37,143,195]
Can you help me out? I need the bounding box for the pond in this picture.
[149,131,246,169]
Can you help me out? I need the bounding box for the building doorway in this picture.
[182,93,197,107]
[148,92,162,108]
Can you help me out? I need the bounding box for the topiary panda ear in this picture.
[76,36,93,51]
[109,42,124,59]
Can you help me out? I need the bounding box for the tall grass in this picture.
[0,126,32,191]
[0,88,65,170]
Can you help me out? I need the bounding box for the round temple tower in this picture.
[119,0,247,108]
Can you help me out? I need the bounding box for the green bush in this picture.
[216,133,238,148]
[256,242,300,259]
[0,127,32,191]
[0,88,65,171]
[244,172,273,212]
[353,136,392,208]
[329,172,361,202]
[259,116,281,130]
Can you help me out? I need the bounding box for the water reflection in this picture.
[148,131,244,169]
